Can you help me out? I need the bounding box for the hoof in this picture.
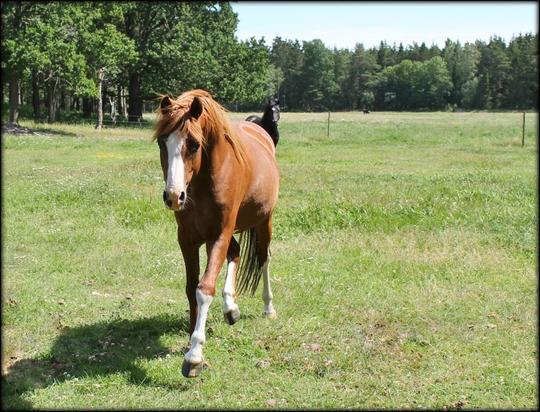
[224,307,241,325]
[263,309,277,319]
[181,359,207,378]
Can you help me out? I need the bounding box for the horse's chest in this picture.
[186,193,226,235]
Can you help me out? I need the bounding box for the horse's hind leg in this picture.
[222,236,241,325]
[255,217,277,319]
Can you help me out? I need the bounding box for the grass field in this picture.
[2,111,538,409]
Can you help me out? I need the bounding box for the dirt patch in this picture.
[2,124,51,136]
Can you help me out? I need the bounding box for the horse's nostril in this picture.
[166,199,172,207]
[163,191,168,202]
[179,191,186,202]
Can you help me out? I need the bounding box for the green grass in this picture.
[2,111,537,409]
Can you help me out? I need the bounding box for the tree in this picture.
[119,2,250,121]
[265,64,284,100]
[421,56,453,109]
[270,37,304,110]
[2,5,537,118]
[376,40,395,68]
[346,43,379,110]
[476,36,512,109]
[4,3,102,123]
[78,4,137,128]
[299,39,338,111]
[374,57,452,110]
[214,37,272,107]
[2,2,46,125]
[332,47,352,110]
[461,76,481,109]
[506,33,538,109]
[443,40,480,107]
[396,42,407,63]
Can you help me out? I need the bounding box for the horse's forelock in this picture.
[153,89,249,167]
[153,104,188,141]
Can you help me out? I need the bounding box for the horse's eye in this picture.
[186,139,200,154]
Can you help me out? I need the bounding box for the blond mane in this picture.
[153,89,249,167]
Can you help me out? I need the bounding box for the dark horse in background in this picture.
[245,97,280,146]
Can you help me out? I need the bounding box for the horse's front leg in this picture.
[177,218,204,336]
[182,228,233,378]
[178,240,200,335]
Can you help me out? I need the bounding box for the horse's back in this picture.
[232,121,279,230]
[245,115,261,123]
[235,121,276,159]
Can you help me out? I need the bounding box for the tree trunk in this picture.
[32,71,41,120]
[8,77,20,126]
[128,71,142,122]
[18,80,23,106]
[95,68,105,129]
[109,96,117,127]
[65,94,72,113]
[82,97,92,118]
[47,80,58,123]
[122,87,128,119]
[116,84,123,120]
[60,89,66,111]
[7,3,23,126]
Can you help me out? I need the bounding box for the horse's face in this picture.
[270,98,280,122]
[158,96,204,211]
[271,105,280,123]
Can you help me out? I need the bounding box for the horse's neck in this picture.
[261,107,275,128]
[201,131,242,175]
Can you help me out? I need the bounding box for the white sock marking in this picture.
[261,260,276,316]
[222,260,239,315]
[185,288,213,364]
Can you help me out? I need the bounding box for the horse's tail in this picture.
[235,228,263,296]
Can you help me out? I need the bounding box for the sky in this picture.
[231,2,538,50]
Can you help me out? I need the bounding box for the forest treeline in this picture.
[2,2,538,126]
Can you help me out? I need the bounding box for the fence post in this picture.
[522,112,525,147]
[327,111,330,138]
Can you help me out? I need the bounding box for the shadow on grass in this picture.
[2,313,190,410]
[2,124,78,138]
[29,127,79,137]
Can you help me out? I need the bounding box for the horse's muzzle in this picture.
[163,189,186,210]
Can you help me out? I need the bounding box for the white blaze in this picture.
[165,131,185,194]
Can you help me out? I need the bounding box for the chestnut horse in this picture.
[153,89,279,377]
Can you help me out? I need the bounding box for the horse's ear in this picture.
[190,96,203,119]
[160,95,172,114]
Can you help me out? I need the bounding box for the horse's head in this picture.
[268,97,280,123]
[155,95,204,211]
